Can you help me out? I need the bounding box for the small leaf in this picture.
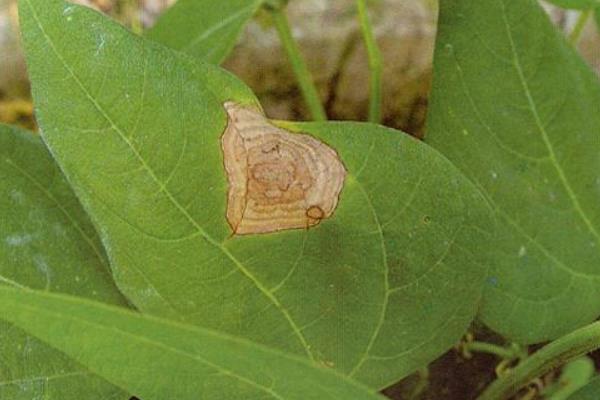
[427,0,600,343]
[544,0,600,10]
[0,286,387,400]
[147,0,264,64]
[0,124,128,399]
[19,0,494,390]
[544,357,595,400]
[570,376,600,400]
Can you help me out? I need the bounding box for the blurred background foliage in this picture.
[2,0,597,137]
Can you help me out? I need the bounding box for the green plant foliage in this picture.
[570,376,600,400]
[18,0,495,391]
[427,0,600,344]
[544,357,595,400]
[0,124,128,399]
[0,286,387,400]
[147,0,264,64]
[545,0,600,10]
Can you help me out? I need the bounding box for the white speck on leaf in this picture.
[63,5,75,16]
[491,171,498,180]
[518,246,527,258]
[5,234,34,247]
[10,189,25,204]
[53,223,67,238]
[95,34,106,56]
[33,255,52,289]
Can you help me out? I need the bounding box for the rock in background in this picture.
[0,0,27,98]
[0,0,599,136]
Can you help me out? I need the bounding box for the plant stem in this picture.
[463,341,523,360]
[569,9,593,46]
[476,321,600,400]
[269,5,327,121]
[356,0,383,123]
[408,367,430,399]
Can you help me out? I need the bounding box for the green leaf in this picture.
[0,286,387,400]
[570,376,600,400]
[426,0,600,343]
[19,0,494,389]
[0,124,128,399]
[544,0,600,10]
[147,0,264,64]
[545,357,595,400]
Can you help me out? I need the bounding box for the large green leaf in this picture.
[570,376,600,400]
[0,286,387,400]
[19,0,494,389]
[426,0,600,344]
[147,0,264,64]
[0,124,128,399]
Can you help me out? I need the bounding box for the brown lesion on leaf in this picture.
[221,101,347,235]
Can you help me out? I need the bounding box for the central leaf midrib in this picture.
[499,0,600,247]
[26,0,314,361]
[11,301,287,400]
[181,3,257,51]
[448,49,600,285]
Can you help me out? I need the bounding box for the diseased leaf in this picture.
[427,0,600,343]
[147,0,264,64]
[0,124,128,399]
[570,376,600,400]
[19,0,494,390]
[544,0,600,10]
[0,286,388,400]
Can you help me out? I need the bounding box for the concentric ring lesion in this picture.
[221,102,347,235]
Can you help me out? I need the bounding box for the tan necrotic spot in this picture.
[222,102,347,235]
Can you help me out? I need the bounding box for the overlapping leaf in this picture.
[0,286,388,400]
[427,0,600,343]
[147,0,264,64]
[570,376,600,399]
[0,124,128,399]
[19,0,494,390]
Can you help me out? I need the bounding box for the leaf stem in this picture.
[476,321,600,400]
[569,9,593,46]
[463,341,525,361]
[268,3,327,121]
[408,367,430,399]
[356,0,383,123]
